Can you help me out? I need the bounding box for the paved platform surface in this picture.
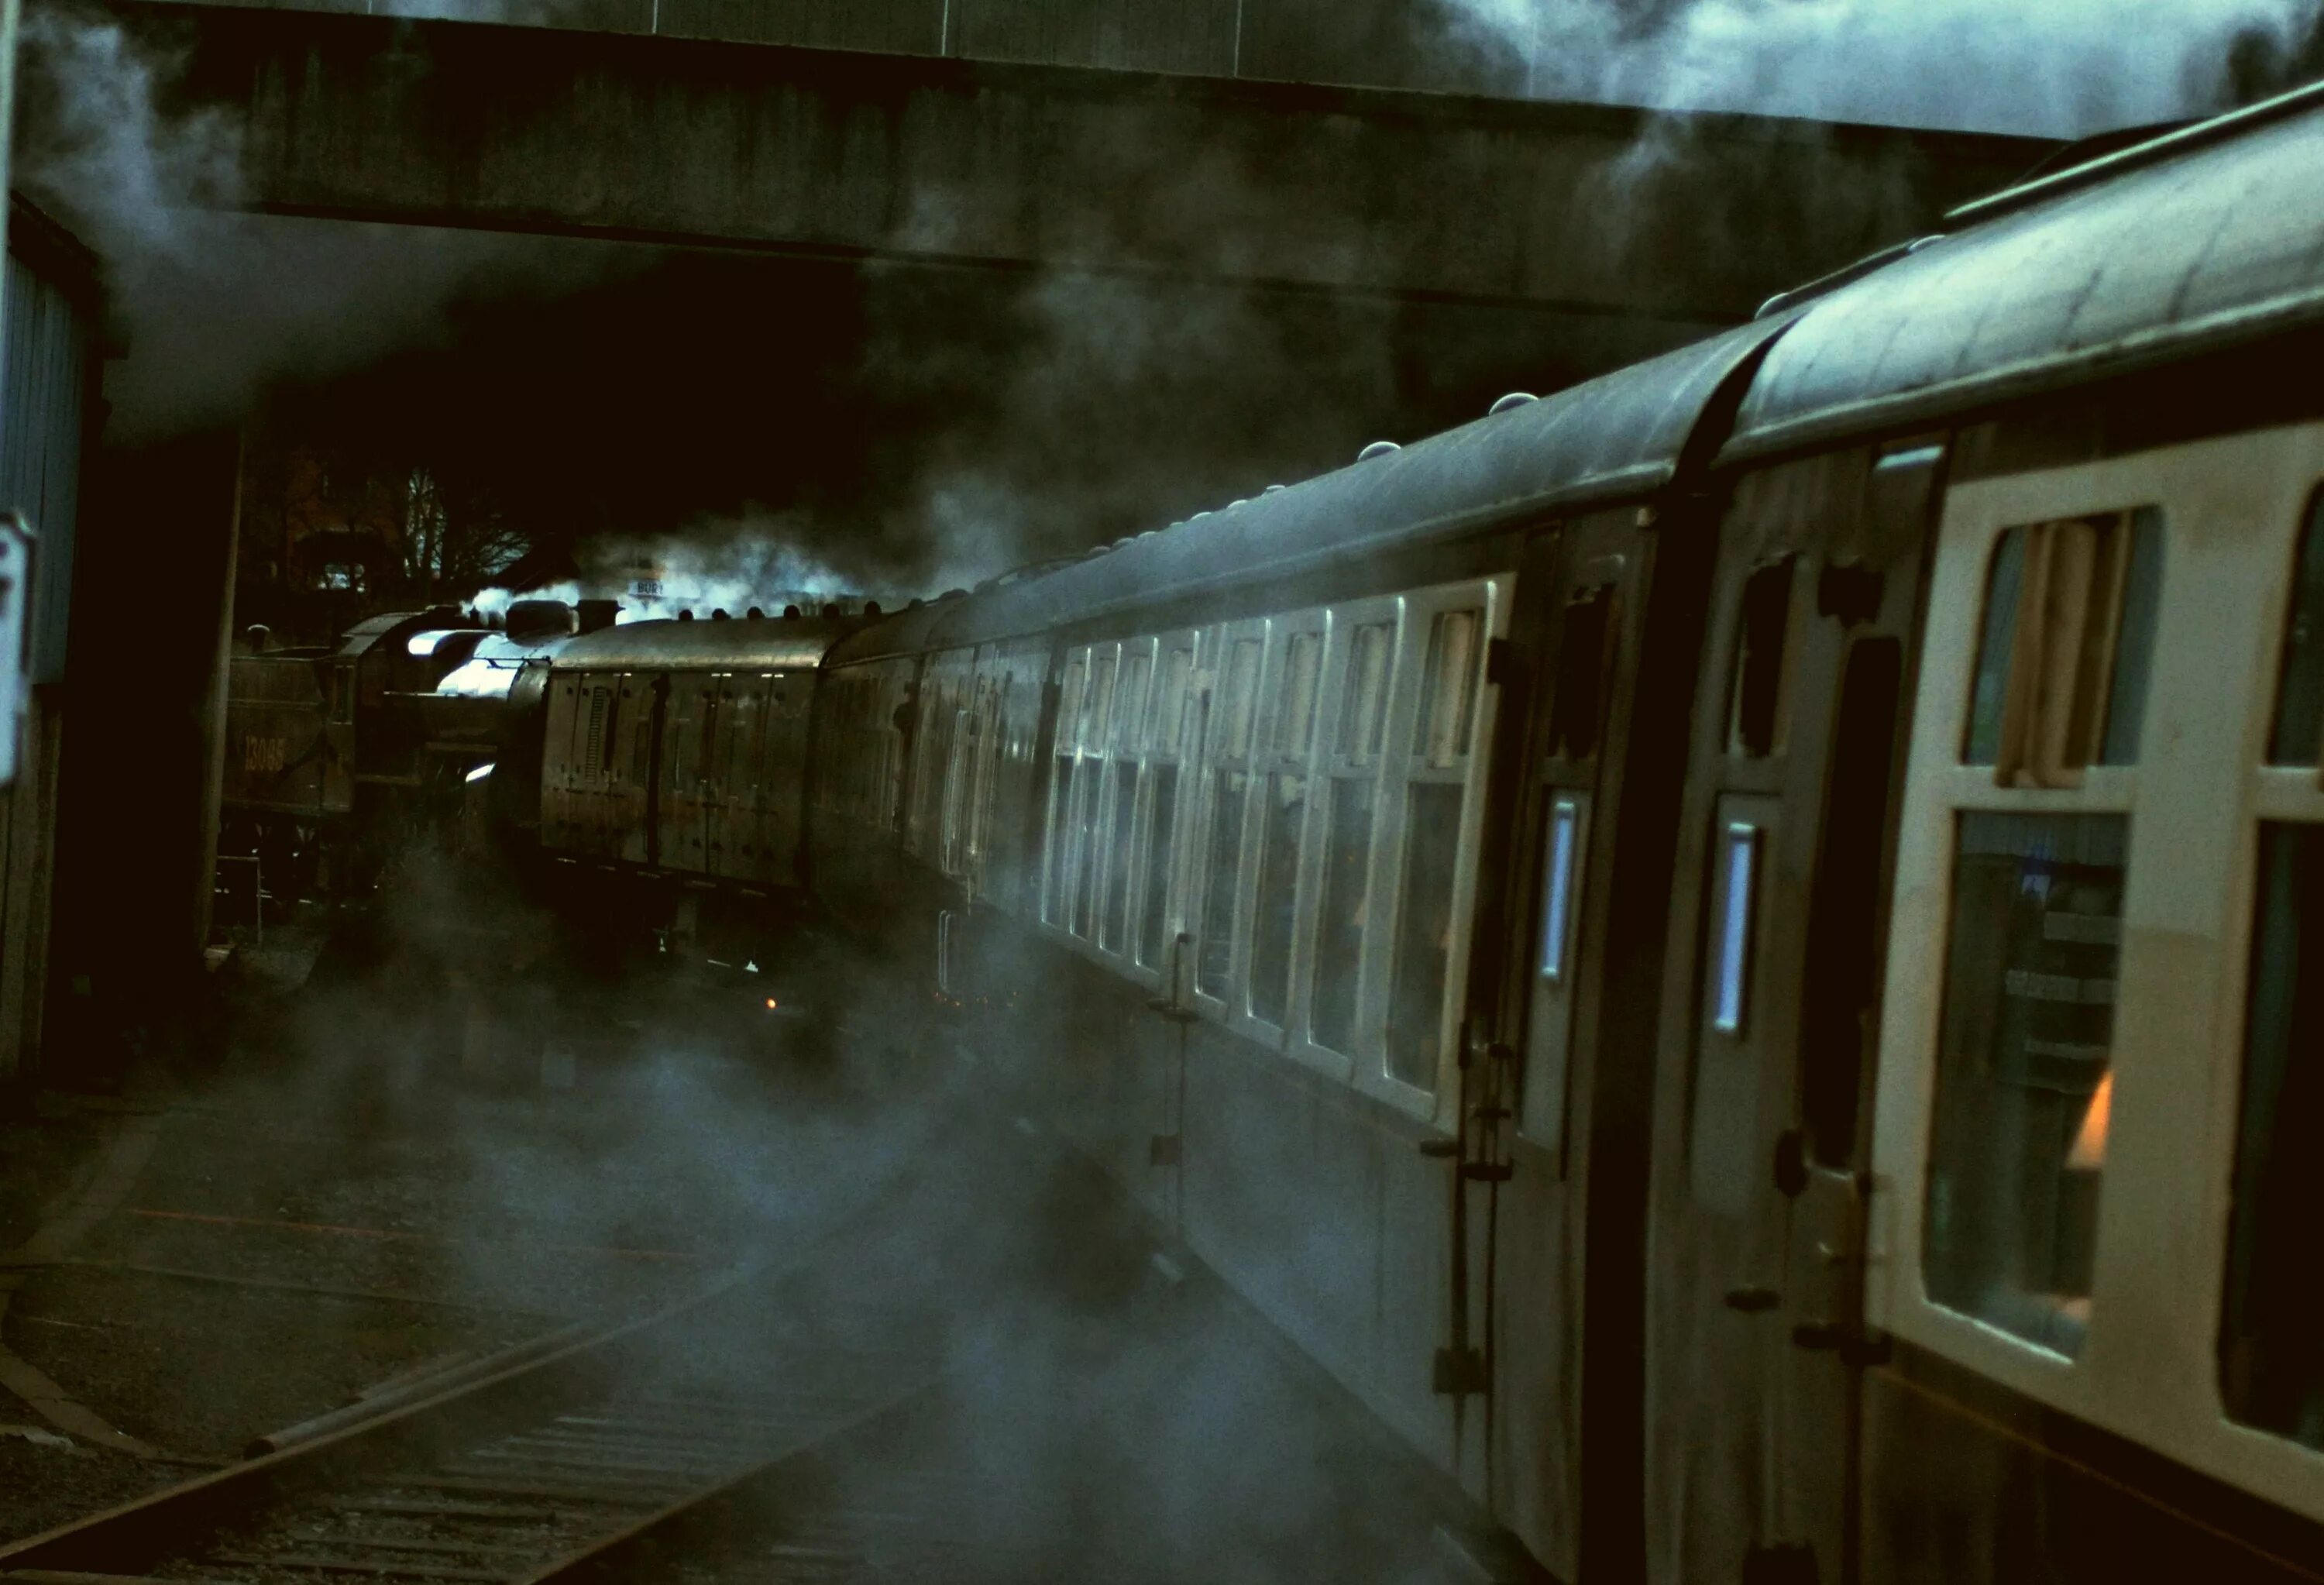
[0,930,1519,1580]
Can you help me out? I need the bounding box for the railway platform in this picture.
[0,930,1532,1582]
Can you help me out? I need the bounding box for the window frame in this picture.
[1127,630,1202,992]
[1358,579,1506,1125]
[1235,610,1330,1046]
[1187,617,1271,1021]
[1033,633,1192,984]
[1868,428,2324,1527]
[1288,595,1401,1087]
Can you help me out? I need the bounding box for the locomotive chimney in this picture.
[576,599,620,634]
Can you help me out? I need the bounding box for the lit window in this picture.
[1923,812,2124,1357]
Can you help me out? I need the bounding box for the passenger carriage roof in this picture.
[548,615,852,671]
[829,316,1789,663]
[1724,83,2324,461]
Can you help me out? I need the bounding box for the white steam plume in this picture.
[15,5,638,442]
[1430,0,2322,136]
[471,514,885,625]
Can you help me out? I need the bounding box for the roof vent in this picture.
[942,587,969,600]
[746,606,764,619]
[1227,499,1250,511]
[822,602,841,618]
[1358,441,1400,462]
[711,608,731,621]
[1264,483,1287,493]
[676,609,695,622]
[1490,392,1538,414]
[783,603,802,619]
[865,600,882,617]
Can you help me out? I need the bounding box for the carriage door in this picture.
[1469,507,1661,1583]
[1652,441,1938,1585]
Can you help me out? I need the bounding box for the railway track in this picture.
[0,1259,945,1584]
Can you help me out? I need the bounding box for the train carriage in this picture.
[793,79,2324,1585]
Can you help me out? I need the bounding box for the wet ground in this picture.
[0,913,1514,1579]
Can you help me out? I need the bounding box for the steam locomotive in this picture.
[298,80,2324,1585]
[218,599,585,905]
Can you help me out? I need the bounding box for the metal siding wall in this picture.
[0,251,89,686]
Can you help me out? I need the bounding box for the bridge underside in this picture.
[114,2,2044,329]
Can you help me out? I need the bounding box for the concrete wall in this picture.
[118,2,2047,324]
[140,0,1574,95]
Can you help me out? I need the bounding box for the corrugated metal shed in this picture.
[0,198,100,686]
[863,315,1788,653]
[1725,84,2324,461]
[550,615,854,671]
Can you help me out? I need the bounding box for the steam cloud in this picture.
[1427,0,2324,136]
[473,516,873,622]
[14,3,636,442]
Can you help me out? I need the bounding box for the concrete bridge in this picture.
[119,0,2047,335]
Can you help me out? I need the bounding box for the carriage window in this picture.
[1340,624,1393,757]
[1198,771,1250,998]
[2267,490,2324,765]
[1387,782,1463,1089]
[1222,639,1262,757]
[1154,647,1193,757]
[1385,608,1484,1088]
[1549,588,1612,760]
[1728,559,1794,758]
[1100,652,1153,954]
[1961,510,2163,781]
[1140,645,1197,971]
[1198,639,1264,999]
[2220,823,2324,1449]
[1923,811,2125,1358]
[1043,658,1085,926]
[1312,621,1395,1054]
[1312,776,1374,1055]
[1072,655,1119,937]
[1251,631,1323,1028]
[1419,611,1481,768]
[1280,633,1322,753]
